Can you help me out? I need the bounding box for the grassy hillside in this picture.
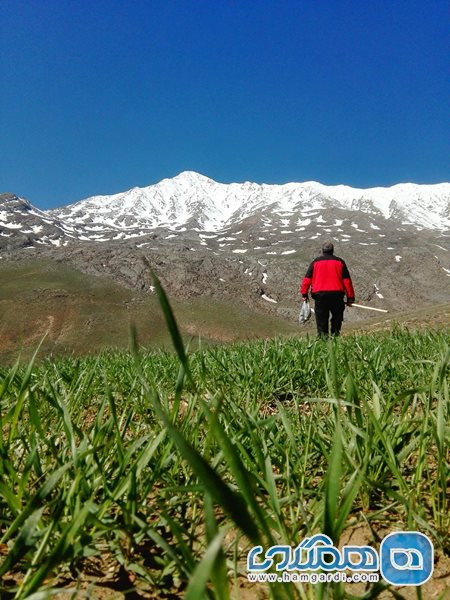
[0,260,299,363]
[346,302,450,333]
[1,259,448,366]
[0,310,448,598]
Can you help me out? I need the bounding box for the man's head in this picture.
[322,241,334,255]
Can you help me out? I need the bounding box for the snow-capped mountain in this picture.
[47,171,450,238]
[0,193,74,248]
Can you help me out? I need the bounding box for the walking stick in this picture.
[348,303,389,313]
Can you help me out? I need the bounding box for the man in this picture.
[300,242,355,337]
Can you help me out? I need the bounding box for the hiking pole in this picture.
[347,303,389,313]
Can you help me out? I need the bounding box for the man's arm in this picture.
[300,263,313,299]
[342,261,355,303]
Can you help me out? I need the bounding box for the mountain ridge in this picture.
[46,172,450,234]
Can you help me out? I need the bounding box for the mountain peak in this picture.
[0,193,33,211]
[170,171,215,184]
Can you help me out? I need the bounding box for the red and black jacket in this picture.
[300,254,355,301]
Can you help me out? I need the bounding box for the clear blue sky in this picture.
[1,0,448,209]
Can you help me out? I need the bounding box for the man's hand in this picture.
[346,298,354,306]
[302,295,309,302]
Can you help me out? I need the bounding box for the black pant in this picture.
[313,292,345,337]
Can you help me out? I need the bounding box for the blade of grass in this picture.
[184,531,224,600]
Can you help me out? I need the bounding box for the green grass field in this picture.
[0,277,448,599]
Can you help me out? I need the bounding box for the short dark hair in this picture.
[322,241,334,254]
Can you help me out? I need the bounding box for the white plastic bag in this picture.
[299,300,311,324]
